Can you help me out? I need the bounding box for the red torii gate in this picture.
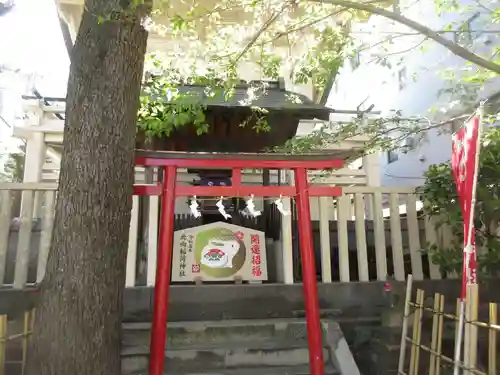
[133,151,345,375]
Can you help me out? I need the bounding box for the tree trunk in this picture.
[28,2,148,375]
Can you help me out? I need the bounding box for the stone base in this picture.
[381,308,404,328]
[122,319,359,375]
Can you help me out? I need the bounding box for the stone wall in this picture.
[5,217,427,286]
[3,280,498,375]
[3,278,499,321]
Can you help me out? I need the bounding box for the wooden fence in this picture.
[398,276,498,375]
[0,309,35,375]
[0,182,453,289]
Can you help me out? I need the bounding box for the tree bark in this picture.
[310,0,500,74]
[28,1,149,375]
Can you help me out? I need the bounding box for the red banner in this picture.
[451,116,480,296]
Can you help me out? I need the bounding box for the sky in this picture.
[0,0,69,154]
[0,0,69,92]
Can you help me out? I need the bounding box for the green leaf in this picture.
[419,128,500,277]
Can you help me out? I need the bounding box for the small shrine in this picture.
[136,79,333,224]
[136,79,330,153]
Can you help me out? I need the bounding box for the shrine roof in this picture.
[23,81,332,120]
[164,82,331,120]
[136,149,359,162]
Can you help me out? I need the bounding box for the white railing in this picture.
[0,184,56,289]
[21,98,374,187]
[331,187,443,282]
[40,166,369,186]
[0,182,452,289]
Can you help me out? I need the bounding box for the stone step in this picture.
[122,318,360,375]
[123,339,320,355]
[123,363,340,375]
[123,319,323,349]
[122,347,331,373]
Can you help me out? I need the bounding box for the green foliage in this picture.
[418,128,500,278]
[132,0,500,149]
[433,0,500,107]
[0,149,24,182]
[135,0,354,138]
[292,26,348,98]
[137,54,232,137]
[137,74,208,137]
[137,57,276,137]
[270,114,426,154]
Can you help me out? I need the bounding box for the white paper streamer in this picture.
[245,194,262,217]
[274,196,291,216]
[216,197,232,220]
[189,196,202,218]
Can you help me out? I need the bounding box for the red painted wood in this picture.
[294,167,324,375]
[133,184,162,196]
[232,168,242,186]
[176,185,296,197]
[149,166,177,375]
[136,156,344,170]
[134,184,342,198]
[306,186,342,197]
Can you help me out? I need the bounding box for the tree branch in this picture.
[366,36,428,63]
[263,10,342,44]
[233,10,282,63]
[307,0,500,74]
[350,29,500,35]
[357,33,412,53]
[472,0,494,13]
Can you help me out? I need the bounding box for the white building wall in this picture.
[381,127,452,187]
[328,0,500,188]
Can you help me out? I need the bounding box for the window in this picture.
[398,67,407,90]
[387,150,399,164]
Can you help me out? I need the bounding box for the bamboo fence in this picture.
[0,309,35,375]
[399,275,498,375]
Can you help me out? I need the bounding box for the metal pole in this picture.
[398,274,413,374]
[454,300,466,375]
[294,167,324,375]
[149,165,177,375]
